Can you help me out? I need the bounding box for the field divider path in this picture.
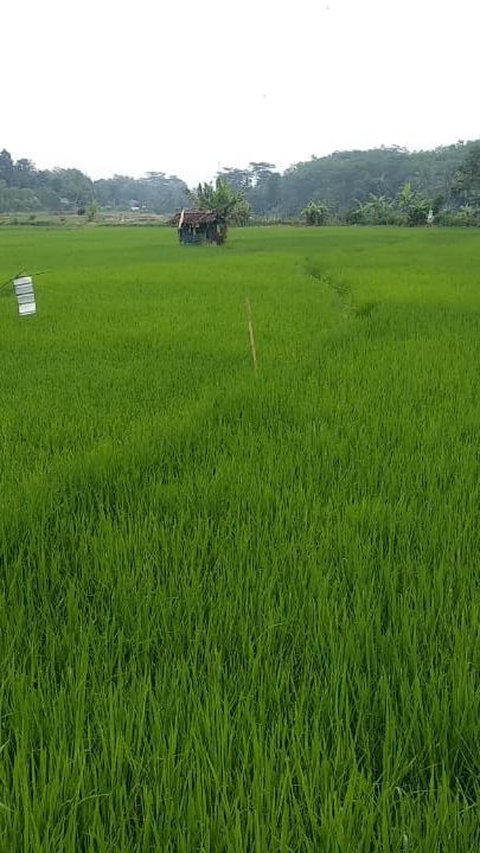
[304,257,378,320]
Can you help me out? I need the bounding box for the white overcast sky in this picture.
[2,0,478,186]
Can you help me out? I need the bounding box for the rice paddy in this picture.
[1,225,479,851]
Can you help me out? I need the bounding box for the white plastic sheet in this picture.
[13,276,36,316]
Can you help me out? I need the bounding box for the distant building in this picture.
[172,209,226,245]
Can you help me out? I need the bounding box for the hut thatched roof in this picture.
[171,209,223,227]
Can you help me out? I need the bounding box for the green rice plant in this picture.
[0,225,479,851]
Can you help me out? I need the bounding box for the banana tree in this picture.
[187,178,244,241]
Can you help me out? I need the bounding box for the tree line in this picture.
[1,140,479,225]
[0,150,188,215]
[217,143,480,225]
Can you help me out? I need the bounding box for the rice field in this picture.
[1,225,480,851]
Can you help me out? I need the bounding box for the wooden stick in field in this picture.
[246,297,258,374]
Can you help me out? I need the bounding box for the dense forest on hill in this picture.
[1,140,479,221]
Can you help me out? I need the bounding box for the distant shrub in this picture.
[436,207,480,227]
[347,196,398,226]
[86,201,98,222]
[398,183,430,226]
[230,199,252,226]
[302,201,329,226]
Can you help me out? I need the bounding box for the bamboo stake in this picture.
[246,297,258,374]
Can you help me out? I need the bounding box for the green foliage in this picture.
[301,200,329,225]
[187,178,248,240]
[0,226,480,849]
[437,206,480,227]
[452,142,480,207]
[432,193,445,215]
[398,182,430,226]
[0,150,189,214]
[216,166,252,193]
[214,143,480,220]
[0,148,14,184]
[229,197,252,226]
[348,194,398,225]
[188,177,244,221]
[94,171,188,214]
[50,167,93,209]
[86,200,98,221]
[348,186,434,227]
[281,143,480,217]
[2,140,480,223]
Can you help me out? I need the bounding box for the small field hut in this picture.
[172,209,226,245]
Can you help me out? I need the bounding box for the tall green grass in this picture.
[1,226,479,850]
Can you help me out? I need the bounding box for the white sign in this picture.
[13,276,36,316]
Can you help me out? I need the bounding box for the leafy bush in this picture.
[301,201,329,225]
[436,206,480,227]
